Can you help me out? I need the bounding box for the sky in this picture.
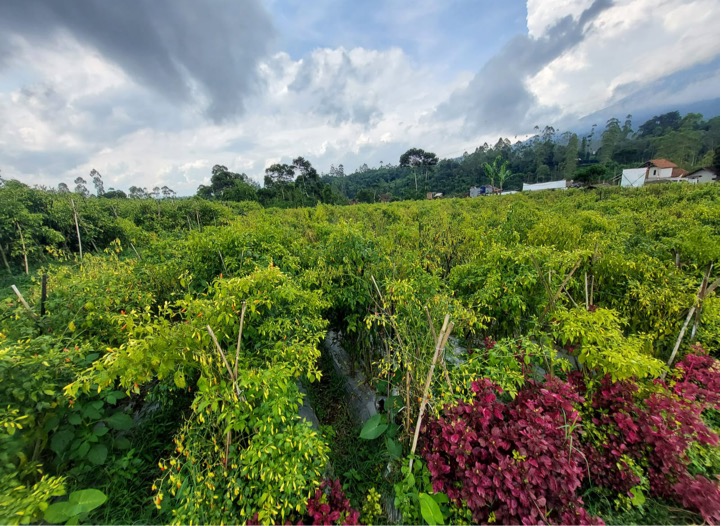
[0,0,718,196]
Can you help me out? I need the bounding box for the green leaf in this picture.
[432,492,449,505]
[630,486,646,507]
[82,404,102,421]
[105,412,134,430]
[68,413,82,426]
[50,429,74,455]
[68,488,107,514]
[87,444,108,465]
[73,440,90,460]
[93,423,109,437]
[43,489,107,524]
[419,493,444,525]
[104,390,125,405]
[114,437,131,450]
[44,502,74,524]
[359,414,388,440]
[386,437,402,459]
[174,370,186,389]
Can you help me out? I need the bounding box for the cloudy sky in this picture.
[0,0,718,195]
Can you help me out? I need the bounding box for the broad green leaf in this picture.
[386,437,402,459]
[105,412,134,430]
[432,492,449,505]
[359,414,388,440]
[114,437,131,450]
[419,493,444,525]
[630,486,646,507]
[68,413,82,426]
[67,489,108,514]
[44,502,74,524]
[50,429,74,455]
[93,423,109,437]
[87,444,108,465]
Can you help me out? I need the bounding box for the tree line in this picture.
[323,111,720,202]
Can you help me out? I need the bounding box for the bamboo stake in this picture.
[234,302,247,378]
[405,368,411,433]
[425,307,453,392]
[409,315,453,471]
[664,271,719,374]
[11,285,37,319]
[70,198,83,259]
[218,250,228,274]
[130,242,142,260]
[15,222,29,275]
[206,325,243,399]
[540,260,582,323]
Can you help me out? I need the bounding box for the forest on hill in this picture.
[0,182,719,525]
[16,110,719,209]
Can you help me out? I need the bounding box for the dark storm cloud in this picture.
[438,0,613,134]
[0,0,275,122]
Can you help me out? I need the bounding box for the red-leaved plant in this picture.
[574,348,720,524]
[306,479,360,526]
[420,377,603,525]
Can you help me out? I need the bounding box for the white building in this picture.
[522,180,569,192]
[621,159,689,187]
[685,167,719,184]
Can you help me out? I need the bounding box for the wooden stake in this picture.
[11,285,37,319]
[130,242,142,260]
[40,274,47,317]
[425,307,453,392]
[234,302,247,378]
[664,270,719,374]
[206,325,243,399]
[405,368,411,433]
[218,250,228,274]
[15,223,29,275]
[70,198,83,259]
[409,315,453,471]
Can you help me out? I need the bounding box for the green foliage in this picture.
[551,306,666,380]
[0,179,718,524]
[43,488,107,524]
[360,487,383,525]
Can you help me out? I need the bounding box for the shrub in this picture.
[420,377,603,525]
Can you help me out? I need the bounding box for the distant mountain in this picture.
[570,56,720,134]
[573,97,720,135]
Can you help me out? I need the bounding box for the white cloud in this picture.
[0,1,718,196]
[527,0,720,118]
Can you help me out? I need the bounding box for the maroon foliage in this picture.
[420,377,603,525]
[580,353,720,523]
[306,479,360,526]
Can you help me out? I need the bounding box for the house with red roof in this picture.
[621,159,689,187]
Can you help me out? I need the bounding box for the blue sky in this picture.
[0,0,718,195]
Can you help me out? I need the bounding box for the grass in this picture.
[87,383,194,524]
[305,346,394,517]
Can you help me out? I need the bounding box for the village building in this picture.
[621,159,689,187]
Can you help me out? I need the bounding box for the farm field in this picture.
[0,183,719,525]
